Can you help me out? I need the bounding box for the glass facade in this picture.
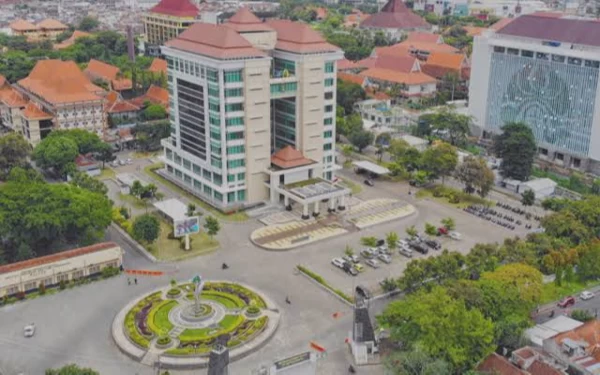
[176,78,206,160]
[486,51,599,155]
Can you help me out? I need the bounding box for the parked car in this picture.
[360,249,375,259]
[342,256,353,264]
[364,179,374,186]
[410,241,429,254]
[343,262,358,276]
[349,254,360,263]
[331,258,345,269]
[424,239,441,250]
[378,253,392,264]
[377,245,391,255]
[365,259,380,268]
[581,291,595,300]
[449,231,462,240]
[23,323,35,338]
[118,159,126,166]
[438,227,449,236]
[398,239,409,249]
[354,263,365,272]
[557,296,576,308]
[376,239,385,247]
[399,246,413,258]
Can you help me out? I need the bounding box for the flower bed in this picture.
[227,316,269,348]
[166,288,181,298]
[245,305,261,317]
[202,291,245,309]
[156,335,172,348]
[204,282,267,308]
[147,299,176,335]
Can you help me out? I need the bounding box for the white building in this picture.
[161,8,347,213]
[469,13,600,174]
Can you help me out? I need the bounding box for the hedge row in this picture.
[297,265,354,303]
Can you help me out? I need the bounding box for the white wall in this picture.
[468,34,493,133]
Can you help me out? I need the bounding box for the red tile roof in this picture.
[496,14,600,46]
[315,7,328,19]
[149,0,198,17]
[476,353,527,375]
[0,86,27,107]
[21,102,52,119]
[266,19,340,53]
[356,54,418,73]
[360,67,436,85]
[271,146,314,169]
[111,78,133,91]
[337,58,357,71]
[107,99,139,114]
[18,60,103,104]
[225,7,274,33]
[9,19,36,31]
[360,0,429,30]
[0,242,119,275]
[528,360,563,375]
[145,85,169,106]
[421,52,467,79]
[406,31,441,43]
[552,320,600,351]
[396,40,459,54]
[148,58,167,74]
[37,18,68,30]
[85,59,120,81]
[165,23,267,59]
[337,72,365,86]
[489,17,515,31]
[464,26,486,37]
[375,45,412,58]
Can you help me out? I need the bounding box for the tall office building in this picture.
[469,13,600,174]
[142,0,199,56]
[161,8,344,211]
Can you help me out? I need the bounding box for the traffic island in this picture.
[112,280,280,369]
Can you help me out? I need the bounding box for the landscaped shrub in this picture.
[102,266,120,278]
[59,280,66,290]
[297,265,354,303]
[157,336,172,346]
[38,282,46,295]
[167,288,181,297]
[247,306,260,315]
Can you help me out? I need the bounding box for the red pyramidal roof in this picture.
[149,0,198,17]
[271,146,314,169]
[361,0,429,30]
[225,7,274,33]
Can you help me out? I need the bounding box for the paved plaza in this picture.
[0,156,535,375]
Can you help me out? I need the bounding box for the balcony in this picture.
[270,81,298,99]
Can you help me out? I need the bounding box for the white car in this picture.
[331,258,345,269]
[581,291,595,300]
[398,240,409,248]
[365,259,380,268]
[449,231,462,240]
[378,253,392,264]
[23,323,35,338]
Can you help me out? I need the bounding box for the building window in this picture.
[57,274,69,282]
[237,190,246,202]
[324,143,332,151]
[183,159,191,170]
[325,105,333,113]
[211,157,222,168]
[507,48,519,55]
[555,153,564,161]
[226,131,244,141]
[273,58,295,76]
[228,174,235,182]
[224,70,243,83]
[24,282,36,291]
[237,172,245,180]
[324,78,334,87]
[193,164,201,175]
[226,117,244,126]
[214,191,223,201]
[573,158,581,168]
[324,117,333,125]
[227,145,245,154]
[72,270,84,279]
[207,69,218,83]
[325,62,334,73]
[324,92,333,100]
[585,60,600,69]
[227,159,245,169]
[174,155,182,165]
[203,169,212,181]
[166,149,173,160]
[209,114,220,126]
[552,55,565,63]
[493,46,505,53]
[536,52,549,60]
[324,130,332,138]
[225,103,244,112]
[204,185,212,196]
[89,265,100,274]
[225,88,243,97]
[568,57,582,66]
[228,192,235,202]
[539,148,548,156]
[194,179,202,190]
[6,285,19,295]
[521,50,533,58]
[208,86,219,97]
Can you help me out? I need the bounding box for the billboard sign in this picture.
[174,217,200,237]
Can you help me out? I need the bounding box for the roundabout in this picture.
[112,279,280,369]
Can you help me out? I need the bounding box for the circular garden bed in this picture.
[123,281,271,357]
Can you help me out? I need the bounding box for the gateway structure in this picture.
[161,8,346,212]
[469,13,600,174]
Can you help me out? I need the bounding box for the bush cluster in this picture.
[297,265,354,303]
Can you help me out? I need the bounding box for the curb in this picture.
[296,267,353,307]
[110,222,157,263]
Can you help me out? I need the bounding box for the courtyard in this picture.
[0,154,539,375]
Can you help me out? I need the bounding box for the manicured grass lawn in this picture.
[96,168,116,180]
[149,300,176,334]
[541,280,600,304]
[179,327,216,341]
[338,177,363,195]
[148,219,219,261]
[416,185,492,209]
[144,163,248,222]
[202,291,245,309]
[118,193,147,209]
[219,314,244,330]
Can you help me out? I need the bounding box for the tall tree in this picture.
[481,263,543,305]
[95,142,114,168]
[349,129,374,153]
[493,122,537,181]
[384,348,453,375]
[132,214,160,243]
[378,287,495,372]
[77,17,99,31]
[0,132,30,178]
[455,155,495,197]
[33,136,79,177]
[420,142,458,184]
[336,79,366,115]
[46,364,99,375]
[69,171,108,195]
[429,107,472,146]
[521,189,535,206]
[204,216,221,238]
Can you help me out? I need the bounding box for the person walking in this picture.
[127,278,131,286]
[134,278,138,285]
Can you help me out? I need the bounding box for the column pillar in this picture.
[338,195,346,211]
[313,201,320,217]
[328,198,336,213]
[284,195,291,211]
[302,204,309,220]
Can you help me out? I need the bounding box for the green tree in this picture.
[132,214,160,243]
[187,203,196,217]
[69,171,108,195]
[455,156,495,197]
[384,347,453,375]
[33,136,79,177]
[571,309,595,322]
[378,287,495,372]
[45,364,100,375]
[406,225,418,239]
[49,129,104,154]
[130,180,145,198]
[142,104,168,120]
[380,277,398,292]
[341,144,354,160]
[336,79,366,115]
[386,232,399,250]
[521,189,535,206]
[388,139,421,171]
[493,122,537,181]
[349,129,374,153]
[361,236,378,247]
[78,17,99,31]
[441,217,455,231]
[0,132,30,178]
[204,216,221,238]
[95,142,114,168]
[481,263,543,305]
[420,142,458,184]
[344,245,355,257]
[576,242,600,281]
[429,107,472,146]
[132,121,171,151]
[424,222,437,236]
[375,132,392,146]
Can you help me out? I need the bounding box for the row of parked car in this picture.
[395,235,442,258]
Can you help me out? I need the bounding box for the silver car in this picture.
[23,323,35,338]
[378,253,392,264]
[365,259,380,268]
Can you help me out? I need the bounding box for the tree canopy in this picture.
[0,132,30,179]
[493,122,537,181]
[33,136,79,177]
[420,142,458,184]
[455,155,495,197]
[336,79,366,115]
[46,364,99,375]
[77,16,99,32]
[132,214,160,243]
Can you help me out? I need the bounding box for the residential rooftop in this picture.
[360,0,429,30]
[148,0,198,18]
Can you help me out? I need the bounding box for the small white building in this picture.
[502,178,522,193]
[518,178,558,199]
[399,135,428,152]
[524,316,583,347]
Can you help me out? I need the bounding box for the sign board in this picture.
[273,352,311,370]
[174,217,200,237]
